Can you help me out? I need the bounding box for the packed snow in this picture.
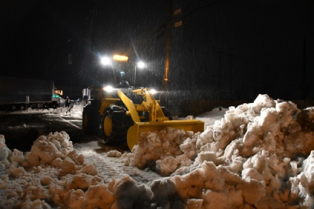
[1,94,314,208]
[3,101,85,118]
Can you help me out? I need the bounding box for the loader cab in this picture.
[118,80,130,88]
[82,81,133,105]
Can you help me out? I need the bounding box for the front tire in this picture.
[100,105,133,145]
[50,101,58,109]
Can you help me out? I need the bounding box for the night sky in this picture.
[1,0,313,101]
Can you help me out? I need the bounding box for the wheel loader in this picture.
[82,86,204,150]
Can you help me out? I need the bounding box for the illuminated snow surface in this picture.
[1,95,314,208]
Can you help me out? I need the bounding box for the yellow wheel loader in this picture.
[82,86,204,150]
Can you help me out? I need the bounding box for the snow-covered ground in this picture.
[1,95,314,208]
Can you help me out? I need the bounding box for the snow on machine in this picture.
[82,85,204,150]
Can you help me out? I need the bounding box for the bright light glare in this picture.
[149,89,157,95]
[100,56,111,66]
[137,61,146,69]
[102,85,114,93]
[113,54,128,62]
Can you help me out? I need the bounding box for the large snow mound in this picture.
[129,94,314,208]
[1,94,314,208]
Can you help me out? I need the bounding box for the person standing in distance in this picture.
[65,96,71,107]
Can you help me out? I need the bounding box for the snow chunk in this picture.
[107,150,122,158]
[240,177,265,204]
[25,131,73,167]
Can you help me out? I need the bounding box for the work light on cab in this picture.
[103,85,114,93]
[149,89,157,95]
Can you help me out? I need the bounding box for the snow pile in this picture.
[52,102,84,118]
[130,94,314,208]
[1,131,197,208]
[1,101,84,118]
[69,102,84,118]
[5,100,85,117]
[2,94,314,208]
[131,127,195,174]
[0,132,112,208]
[196,106,227,128]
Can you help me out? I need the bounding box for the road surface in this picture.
[0,112,96,151]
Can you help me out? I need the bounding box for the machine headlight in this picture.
[103,85,114,93]
[149,89,157,95]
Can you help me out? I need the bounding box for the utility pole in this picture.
[163,0,173,91]
[302,38,307,100]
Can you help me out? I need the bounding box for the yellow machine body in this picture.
[85,86,205,150]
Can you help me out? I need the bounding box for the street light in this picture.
[134,61,146,88]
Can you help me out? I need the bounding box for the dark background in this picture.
[1,0,313,102]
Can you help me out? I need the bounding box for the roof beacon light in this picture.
[113,54,128,62]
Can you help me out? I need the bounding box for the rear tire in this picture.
[83,105,99,134]
[50,101,58,109]
[43,103,49,109]
[100,105,133,145]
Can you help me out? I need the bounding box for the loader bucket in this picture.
[126,119,205,150]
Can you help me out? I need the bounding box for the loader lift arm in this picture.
[117,88,169,123]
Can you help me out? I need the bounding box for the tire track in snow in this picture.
[75,142,162,184]
[57,116,82,130]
